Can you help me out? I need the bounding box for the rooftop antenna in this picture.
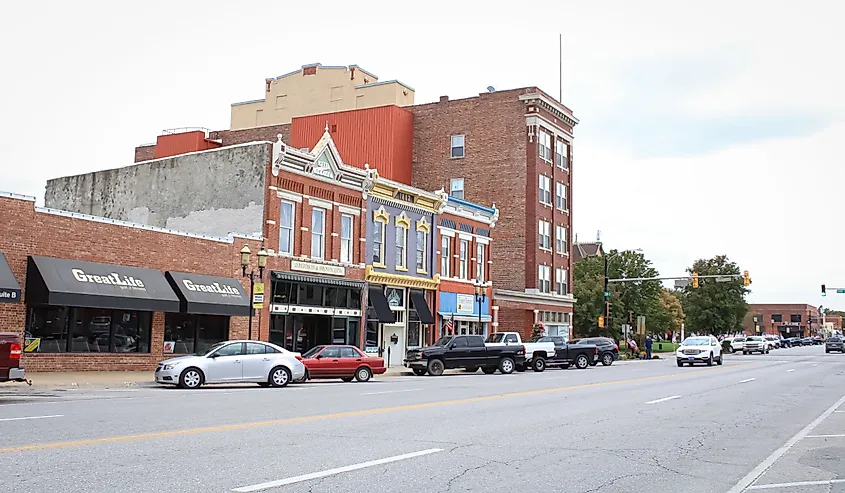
[486,86,495,93]
[559,33,562,101]
[596,230,601,242]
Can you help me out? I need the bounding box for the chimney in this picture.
[439,96,449,103]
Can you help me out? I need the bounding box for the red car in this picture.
[300,345,386,382]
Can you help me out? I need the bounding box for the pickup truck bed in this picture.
[0,332,25,382]
[404,335,526,376]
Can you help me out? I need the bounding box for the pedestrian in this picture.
[629,337,638,358]
[645,334,653,360]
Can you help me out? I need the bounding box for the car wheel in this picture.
[269,366,291,388]
[717,355,723,365]
[601,353,614,366]
[427,359,445,376]
[481,367,496,374]
[743,351,748,355]
[355,367,372,382]
[532,357,546,372]
[178,368,203,389]
[707,354,713,366]
[499,357,515,374]
[575,354,589,369]
[826,349,830,353]
[341,376,354,382]
[412,368,427,376]
[676,359,683,367]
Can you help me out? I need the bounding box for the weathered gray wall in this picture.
[44,143,269,238]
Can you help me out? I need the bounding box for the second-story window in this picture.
[477,242,486,282]
[279,201,295,255]
[556,182,567,211]
[539,175,552,205]
[451,135,465,158]
[539,130,552,162]
[416,230,426,273]
[340,214,353,264]
[556,268,568,295]
[555,225,567,254]
[441,235,451,277]
[372,221,386,266]
[310,207,325,259]
[450,178,464,200]
[538,265,551,293]
[396,224,408,270]
[459,239,469,279]
[538,220,551,250]
[556,140,568,169]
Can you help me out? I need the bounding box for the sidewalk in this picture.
[1,371,156,390]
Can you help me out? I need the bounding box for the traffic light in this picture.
[692,272,699,288]
[628,311,633,325]
[743,270,751,286]
[606,302,612,320]
[598,315,605,328]
[822,284,827,296]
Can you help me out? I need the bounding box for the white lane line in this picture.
[232,448,443,492]
[786,369,795,372]
[748,479,845,490]
[812,363,819,367]
[362,388,422,396]
[804,434,845,438]
[646,395,682,404]
[834,410,844,413]
[0,414,64,422]
[740,378,756,384]
[727,392,845,493]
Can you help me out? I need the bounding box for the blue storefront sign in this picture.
[438,291,491,321]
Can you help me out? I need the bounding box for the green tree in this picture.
[681,255,749,335]
[572,255,606,338]
[651,289,685,338]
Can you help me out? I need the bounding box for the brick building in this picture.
[0,191,259,372]
[743,304,822,338]
[411,88,578,340]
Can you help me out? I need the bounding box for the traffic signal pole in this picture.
[606,273,748,283]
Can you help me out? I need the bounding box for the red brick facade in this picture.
[743,304,821,337]
[0,192,259,372]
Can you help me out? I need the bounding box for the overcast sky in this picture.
[1,1,842,308]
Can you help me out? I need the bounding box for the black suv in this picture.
[570,337,619,366]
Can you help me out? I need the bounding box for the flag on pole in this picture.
[444,314,454,335]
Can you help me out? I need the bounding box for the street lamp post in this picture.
[240,244,268,341]
[473,276,488,336]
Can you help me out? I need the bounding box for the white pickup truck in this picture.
[485,332,556,372]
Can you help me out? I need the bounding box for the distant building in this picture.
[229,63,415,130]
[743,304,822,337]
[572,240,603,263]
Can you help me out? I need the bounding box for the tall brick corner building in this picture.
[411,88,578,339]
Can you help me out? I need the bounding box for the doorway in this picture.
[382,325,405,367]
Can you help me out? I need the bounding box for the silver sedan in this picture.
[155,340,306,389]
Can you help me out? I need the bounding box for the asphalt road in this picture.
[1,345,844,493]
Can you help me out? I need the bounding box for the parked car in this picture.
[676,336,723,366]
[731,337,746,353]
[536,336,600,369]
[570,337,619,366]
[825,336,844,353]
[485,332,555,371]
[0,332,25,383]
[155,340,305,389]
[800,337,815,346]
[404,335,526,376]
[743,336,768,355]
[300,345,386,382]
[782,337,800,348]
[764,335,781,349]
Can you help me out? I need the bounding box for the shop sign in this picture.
[163,341,175,354]
[24,338,40,353]
[71,268,146,292]
[290,260,345,277]
[387,288,404,307]
[252,283,265,309]
[456,294,475,314]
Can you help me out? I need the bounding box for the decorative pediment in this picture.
[373,206,389,223]
[395,211,411,229]
[416,217,430,233]
[304,124,345,181]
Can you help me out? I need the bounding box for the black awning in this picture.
[272,270,364,288]
[0,252,21,303]
[368,287,395,323]
[166,271,250,317]
[25,256,180,313]
[410,290,435,324]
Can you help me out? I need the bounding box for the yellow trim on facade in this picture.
[368,179,447,214]
[373,206,390,224]
[416,218,430,233]
[365,266,440,291]
[395,212,411,229]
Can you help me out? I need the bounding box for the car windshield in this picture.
[301,346,325,358]
[734,338,745,342]
[486,334,506,343]
[829,337,842,342]
[747,336,762,341]
[433,337,453,347]
[683,338,710,346]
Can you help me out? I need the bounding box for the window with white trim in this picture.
[556,182,567,211]
[372,221,385,266]
[279,201,295,255]
[556,140,568,169]
[538,265,551,293]
[556,267,568,295]
[451,135,465,158]
[538,175,552,205]
[340,214,353,263]
[459,239,469,279]
[450,178,464,200]
[539,130,552,162]
[441,235,451,277]
[555,225,567,254]
[538,220,551,250]
[476,242,486,282]
[416,230,426,272]
[396,225,408,269]
[310,207,326,259]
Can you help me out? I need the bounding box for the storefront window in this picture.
[408,307,422,349]
[365,305,379,353]
[272,280,296,304]
[164,313,230,354]
[28,306,151,353]
[298,284,323,306]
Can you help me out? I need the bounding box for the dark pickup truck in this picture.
[0,332,25,383]
[404,335,526,376]
[534,336,599,369]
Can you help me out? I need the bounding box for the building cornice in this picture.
[364,170,448,214]
[518,92,579,127]
[442,199,499,228]
[493,288,576,307]
[272,132,369,193]
[365,265,440,291]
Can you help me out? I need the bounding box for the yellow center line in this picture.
[0,362,757,454]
